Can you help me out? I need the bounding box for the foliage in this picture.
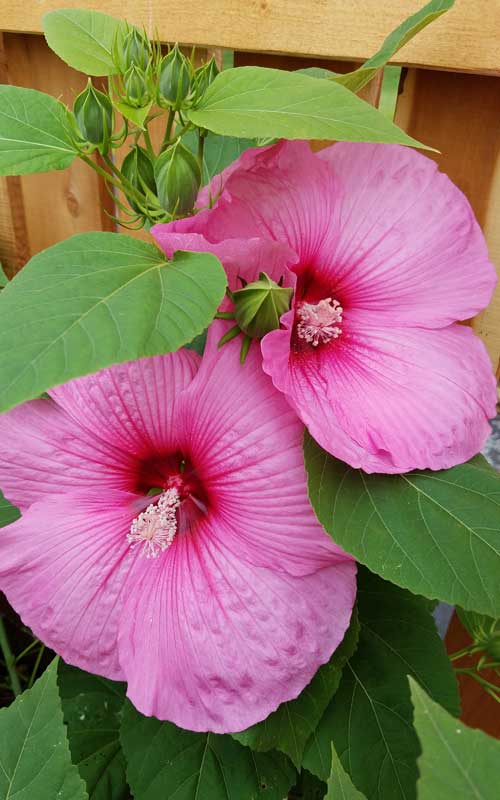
[305,434,500,617]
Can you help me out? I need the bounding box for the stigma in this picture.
[296,297,343,347]
[127,488,180,559]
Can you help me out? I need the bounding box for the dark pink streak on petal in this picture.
[0,398,136,510]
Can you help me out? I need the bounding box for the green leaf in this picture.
[58,662,129,800]
[183,130,256,186]
[187,67,431,149]
[0,490,20,527]
[0,86,77,175]
[0,659,88,799]
[303,569,459,799]
[0,263,8,288]
[113,100,153,130]
[378,66,402,121]
[304,434,500,617]
[43,8,127,76]
[233,611,359,769]
[410,677,500,799]
[336,0,454,93]
[120,702,296,800]
[326,745,366,799]
[0,232,226,412]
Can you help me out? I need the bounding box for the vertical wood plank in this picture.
[2,32,114,264]
[395,68,500,371]
[0,33,30,275]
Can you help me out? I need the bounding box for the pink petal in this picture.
[50,351,200,457]
[0,398,135,511]
[179,321,349,574]
[262,315,496,473]
[151,228,296,293]
[0,491,140,679]
[119,518,356,732]
[316,142,496,326]
[195,142,275,209]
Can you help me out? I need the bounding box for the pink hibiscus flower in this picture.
[0,326,356,732]
[152,141,497,473]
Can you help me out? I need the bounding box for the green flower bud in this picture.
[154,140,201,216]
[113,26,151,73]
[485,633,500,661]
[124,64,151,108]
[121,145,156,212]
[231,273,293,339]
[157,45,191,109]
[73,80,113,153]
[194,56,219,99]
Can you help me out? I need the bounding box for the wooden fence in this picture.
[1,0,500,731]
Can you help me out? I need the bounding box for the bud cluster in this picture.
[69,24,220,226]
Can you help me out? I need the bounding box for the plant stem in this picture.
[143,126,155,158]
[449,644,483,662]
[198,130,206,172]
[82,154,146,208]
[15,637,40,663]
[28,644,45,690]
[0,617,21,696]
[161,109,176,151]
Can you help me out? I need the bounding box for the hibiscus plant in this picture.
[0,2,499,799]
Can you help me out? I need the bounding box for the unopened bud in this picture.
[113,26,151,73]
[124,64,151,107]
[231,273,293,339]
[154,140,201,216]
[73,80,113,154]
[157,45,191,109]
[194,56,219,99]
[121,145,156,212]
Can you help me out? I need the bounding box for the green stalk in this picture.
[161,108,176,150]
[142,126,155,159]
[82,154,147,209]
[28,644,45,690]
[0,617,21,696]
[197,129,206,171]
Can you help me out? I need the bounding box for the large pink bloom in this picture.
[0,327,355,732]
[152,141,497,473]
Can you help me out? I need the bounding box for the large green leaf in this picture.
[187,67,430,149]
[303,569,459,800]
[233,611,359,769]
[0,490,20,527]
[326,745,366,799]
[335,0,454,92]
[0,232,226,412]
[0,86,77,175]
[120,702,296,800]
[43,9,127,76]
[304,434,500,617]
[0,660,88,799]
[410,678,500,799]
[58,662,128,800]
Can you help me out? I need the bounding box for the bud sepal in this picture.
[73,79,114,154]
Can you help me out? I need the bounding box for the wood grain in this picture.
[1,0,499,76]
[395,68,500,370]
